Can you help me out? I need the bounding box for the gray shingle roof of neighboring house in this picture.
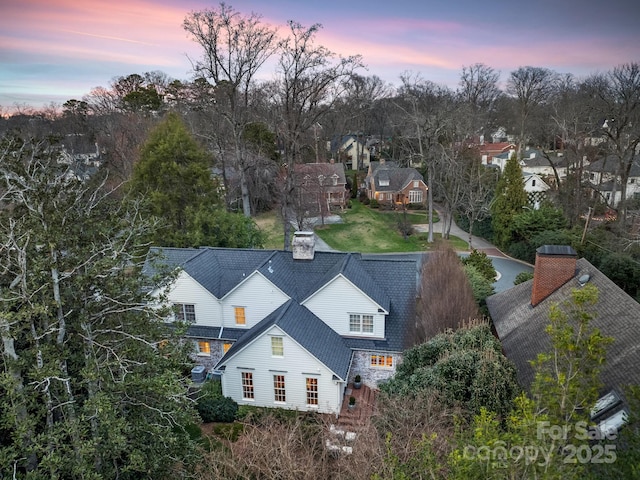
[587,155,640,176]
[216,300,353,381]
[368,164,424,193]
[487,257,640,393]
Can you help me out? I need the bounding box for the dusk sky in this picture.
[2,0,639,111]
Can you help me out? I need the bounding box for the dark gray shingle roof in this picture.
[487,257,640,392]
[216,300,353,380]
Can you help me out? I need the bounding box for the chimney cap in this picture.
[536,245,577,256]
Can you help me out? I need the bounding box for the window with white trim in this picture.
[409,190,422,203]
[273,375,286,403]
[235,306,246,325]
[196,340,210,356]
[349,314,374,334]
[242,372,254,399]
[175,303,196,322]
[371,354,393,367]
[306,377,318,406]
[271,336,284,357]
[413,180,419,188]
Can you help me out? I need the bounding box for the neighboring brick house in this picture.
[487,245,640,435]
[144,233,417,416]
[293,161,349,214]
[365,160,427,207]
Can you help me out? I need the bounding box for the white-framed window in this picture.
[271,336,284,357]
[408,190,422,203]
[349,314,374,334]
[413,180,419,188]
[371,354,393,368]
[273,375,286,403]
[235,306,246,325]
[196,340,210,356]
[332,174,338,186]
[175,303,196,322]
[306,377,318,406]
[242,372,254,399]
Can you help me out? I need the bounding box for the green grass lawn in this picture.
[255,201,468,253]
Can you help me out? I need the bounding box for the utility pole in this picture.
[581,206,592,245]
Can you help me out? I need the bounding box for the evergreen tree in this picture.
[490,152,528,248]
[0,136,199,478]
[129,112,219,246]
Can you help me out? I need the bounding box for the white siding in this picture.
[167,271,221,327]
[220,326,344,414]
[222,272,289,329]
[303,275,385,338]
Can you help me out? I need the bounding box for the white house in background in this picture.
[144,233,416,416]
[523,172,551,207]
[330,134,371,170]
[585,155,640,207]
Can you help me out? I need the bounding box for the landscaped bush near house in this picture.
[198,395,238,423]
[369,198,379,208]
[461,249,496,282]
[514,271,534,285]
[196,380,238,423]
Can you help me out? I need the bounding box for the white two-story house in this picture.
[144,233,416,416]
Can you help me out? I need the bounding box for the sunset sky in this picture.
[1,0,639,111]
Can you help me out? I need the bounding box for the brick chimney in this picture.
[531,245,577,306]
[292,231,315,260]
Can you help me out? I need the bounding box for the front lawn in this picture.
[317,201,465,253]
[255,201,466,253]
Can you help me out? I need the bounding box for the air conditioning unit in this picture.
[191,365,206,383]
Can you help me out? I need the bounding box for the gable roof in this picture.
[216,300,353,380]
[147,247,275,298]
[587,155,640,176]
[294,162,347,185]
[369,164,424,192]
[487,257,640,392]
[146,247,416,354]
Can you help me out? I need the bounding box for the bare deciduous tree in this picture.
[269,21,362,249]
[184,3,278,217]
[507,66,557,156]
[411,247,480,344]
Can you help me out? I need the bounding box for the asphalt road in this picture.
[360,252,532,293]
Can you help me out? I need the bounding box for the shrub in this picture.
[461,249,496,282]
[198,395,238,423]
[514,271,534,285]
[369,198,379,208]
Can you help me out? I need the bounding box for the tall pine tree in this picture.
[490,152,528,248]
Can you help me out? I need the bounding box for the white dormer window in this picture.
[332,174,338,186]
[379,179,389,187]
[349,314,374,334]
[318,174,325,185]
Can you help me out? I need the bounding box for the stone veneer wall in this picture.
[190,338,228,372]
[349,350,402,389]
